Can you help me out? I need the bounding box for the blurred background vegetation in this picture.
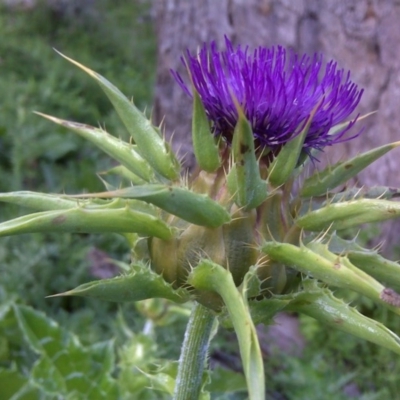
[0,0,158,338]
[1,1,400,399]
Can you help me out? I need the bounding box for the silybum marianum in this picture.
[1,38,400,362]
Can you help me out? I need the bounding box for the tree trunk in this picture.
[153,0,400,252]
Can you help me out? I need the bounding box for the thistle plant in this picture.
[2,37,400,399]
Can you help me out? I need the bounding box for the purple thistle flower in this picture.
[172,37,363,156]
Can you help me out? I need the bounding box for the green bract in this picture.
[2,54,400,400]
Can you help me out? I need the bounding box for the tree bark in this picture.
[153,0,400,252]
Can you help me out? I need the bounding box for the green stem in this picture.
[173,302,215,400]
[189,261,266,400]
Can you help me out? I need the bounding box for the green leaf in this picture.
[139,369,176,396]
[256,191,288,241]
[189,260,265,400]
[0,191,158,216]
[296,198,400,231]
[0,191,79,211]
[89,341,116,381]
[9,304,118,398]
[0,368,40,400]
[36,113,155,182]
[192,90,221,172]
[205,367,247,394]
[251,280,400,356]
[0,206,173,239]
[326,186,400,203]
[269,102,318,186]
[117,334,166,398]
[100,165,146,185]
[290,281,400,356]
[72,184,231,228]
[56,52,180,180]
[348,252,400,293]
[229,110,267,210]
[30,357,67,394]
[246,298,291,327]
[320,233,400,293]
[262,241,400,315]
[49,263,191,303]
[301,142,400,197]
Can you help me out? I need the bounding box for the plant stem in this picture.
[173,302,215,400]
[189,261,266,400]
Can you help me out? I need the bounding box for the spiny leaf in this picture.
[348,252,400,293]
[249,280,400,356]
[36,113,154,182]
[301,141,400,197]
[319,232,400,293]
[55,51,180,180]
[69,184,231,228]
[293,288,400,356]
[192,90,221,172]
[0,191,159,214]
[49,263,190,304]
[262,241,400,315]
[229,109,267,210]
[0,206,173,239]
[296,198,400,231]
[0,191,79,211]
[326,186,400,203]
[0,191,157,216]
[269,100,320,186]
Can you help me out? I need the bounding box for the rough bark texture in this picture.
[153,0,400,251]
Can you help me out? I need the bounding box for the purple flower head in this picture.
[172,37,363,157]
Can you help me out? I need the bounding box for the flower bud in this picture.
[149,206,259,309]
